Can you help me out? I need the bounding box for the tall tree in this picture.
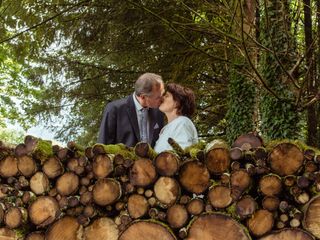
[259,0,301,140]
[225,0,256,144]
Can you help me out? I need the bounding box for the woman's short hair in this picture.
[135,73,163,96]
[166,83,196,118]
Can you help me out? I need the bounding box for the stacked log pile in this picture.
[0,133,320,239]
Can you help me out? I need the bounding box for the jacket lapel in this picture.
[127,95,140,141]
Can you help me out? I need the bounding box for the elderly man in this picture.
[98,73,165,147]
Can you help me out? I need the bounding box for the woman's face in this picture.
[159,91,177,114]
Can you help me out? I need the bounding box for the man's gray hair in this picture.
[135,73,163,96]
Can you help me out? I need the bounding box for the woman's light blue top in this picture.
[154,116,198,153]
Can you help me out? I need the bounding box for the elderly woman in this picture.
[154,83,198,153]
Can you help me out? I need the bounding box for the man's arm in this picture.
[97,104,117,144]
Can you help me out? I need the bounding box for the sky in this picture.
[7,121,66,146]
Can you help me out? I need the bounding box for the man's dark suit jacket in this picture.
[98,94,164,147]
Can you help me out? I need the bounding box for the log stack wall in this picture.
[0,134,320,240]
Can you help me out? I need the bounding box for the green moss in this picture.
[33,139,53,163]
[205,139,229,153]
[94,143,135,159]
[265,139,320,154]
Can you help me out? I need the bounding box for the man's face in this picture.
[143,83,164,108]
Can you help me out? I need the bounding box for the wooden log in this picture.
[92,178,121,206]
[25,231,45,240]
[83,204,96,218]
[186,213,251,240]
[92,154,113,179]
[67,141,85,156]
[84,217,119,240]
[305,161,318,175]
[154,177,180,207]
[55,147,70,162]
[303,195,320,238]
[42,157,64,179]
[166,204,188,229]
[253,147,268,161]
[0,227,18,239]
[92,143,134,159]
[0,156,18,178]
[247,209,274,237]
[205,139,230,174]
[304,148,315,161]
[283,175,296,187]
[30,172,50,195]
[259,174,282,196]
[235,195,257,219]
[17,155,37,177]
[229,147,244,161]
[262,196,280,212]
[28,196,60,227]
[24,136,53,163]
[230,169,251,200]
[56,172,79,196]
[84,146,94,160]
[14,143,28,157]
[130,158,157,187]
[154,151,180,176]
[268,143,304,176]
[67,157,85,175]
[80,191,92,205]
[45,216,82,240]
[119,220,176,240]
[4,207,26,229]
[259,228,314,240]
[232,132,263,150]
[0,203,4,225]
[297,175,310,188]
[134,142,157,159]
[179,160,210,194]
[127,194,149,219]
[186,198,204,216]
[208,185,232,209]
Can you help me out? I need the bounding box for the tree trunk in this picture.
[179,160,210,194]
[166,204,188,228]
[205,140,230,174]
[127,194,149,219]
[268,143,304,176]
[119,220,176,240]
[55,172,79,196]
[25,232,45,240]
[154,176,180,207]
[259,228,314,240]
[304,0,318,146]
[303,195,320,238]
[129,158,157,187]
[247,209,274,237]
[92,178,121,206]
[186,213,251,240]
[154,151,180,176]
[28,196,60,227]
[17,155,37,177]
[45,216,82,240]
[0,156,18,178]
[208,185,232,209]
[84,217,119,240]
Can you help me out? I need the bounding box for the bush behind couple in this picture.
[98,72,198,153]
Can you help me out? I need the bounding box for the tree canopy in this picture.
[1,0,319,146]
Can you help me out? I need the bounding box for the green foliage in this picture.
[0,0,318,146]
[259,0,301,141]
[226,60,256,144]
[0,127,24,144]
